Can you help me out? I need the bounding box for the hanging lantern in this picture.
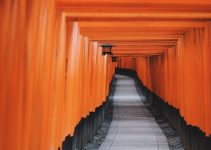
[100,44,113,55]
[112,56,118,62]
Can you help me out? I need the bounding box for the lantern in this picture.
[112,56,118,62]
[100,44,113,55]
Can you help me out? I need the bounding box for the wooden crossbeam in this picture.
[78,21,204,28]
[65,12,211,20]
[89,35,182,41]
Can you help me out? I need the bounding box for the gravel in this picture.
[82,101,113,150]
[146,105,184,150]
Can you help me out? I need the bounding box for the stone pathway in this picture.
[99,74,169,150]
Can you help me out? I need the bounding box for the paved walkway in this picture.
[99,74,169,150]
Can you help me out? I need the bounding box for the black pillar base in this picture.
[141,85,211,150]
[60,101,107,150]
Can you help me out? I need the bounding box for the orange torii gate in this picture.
[1,0,211,149]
